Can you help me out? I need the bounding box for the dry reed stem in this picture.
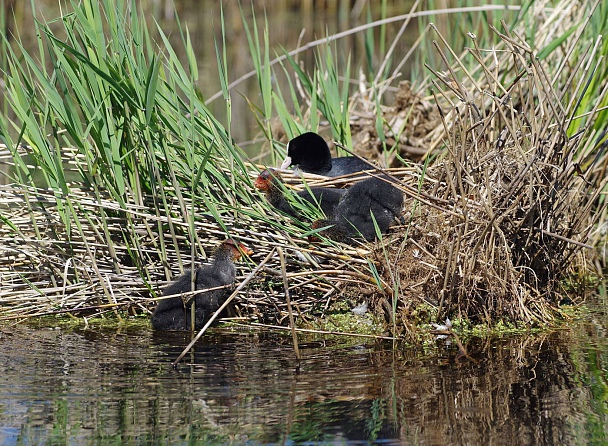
[278,247,301,360]
[173,248,276,366]
[415,24,604,322]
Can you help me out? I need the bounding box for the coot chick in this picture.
[151,239,252,331]
[254,168,346,219]
[310,177,403,242]
[280,132,373,177]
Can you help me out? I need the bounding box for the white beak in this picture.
[280,156,292,170]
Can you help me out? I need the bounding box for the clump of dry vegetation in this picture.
[348,21,608,334]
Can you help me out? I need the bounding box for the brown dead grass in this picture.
[331,21,608,336]
[351,80,443,164]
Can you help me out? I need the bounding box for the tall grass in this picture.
[0,0,256,293]
[0,0,381,325]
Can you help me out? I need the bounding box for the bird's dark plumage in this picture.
[151,239,252,331]
[310,178,403,243]
[281,132,373,177]
[254,168,345,219]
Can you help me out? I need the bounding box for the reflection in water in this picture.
[0,321,606,445]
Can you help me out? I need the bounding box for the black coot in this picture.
[280,132,373,177]
[254,168,346,219]
[151,239,252,331]
[310,177,403,242]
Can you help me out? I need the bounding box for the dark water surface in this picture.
[0,311,607,446]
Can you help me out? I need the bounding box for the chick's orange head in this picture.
[254,168,282,192]
[222,239,253,259]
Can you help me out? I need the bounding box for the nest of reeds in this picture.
[339,24,608,332]
[1,8,606,338]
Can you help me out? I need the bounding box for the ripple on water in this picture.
[0,321,605,445]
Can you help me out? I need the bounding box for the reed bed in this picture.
[0,0,606,338]
[0,164,420,324]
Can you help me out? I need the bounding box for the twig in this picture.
[278,247,301,360]
[172,248,275,367]
[431,327,478,363]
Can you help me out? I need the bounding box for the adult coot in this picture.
[310,177,403,242]
[280,132,373,177]
[254,168,346,219]
[151,239,252,331]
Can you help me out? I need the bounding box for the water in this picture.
[0,312,606,446]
